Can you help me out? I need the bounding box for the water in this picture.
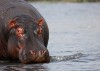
[0,2,100,71]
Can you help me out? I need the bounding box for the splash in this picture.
[50,53,83,62]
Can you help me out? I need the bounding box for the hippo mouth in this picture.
[18,48,50,64]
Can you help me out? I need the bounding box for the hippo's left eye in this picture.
[34,27,43,37]
[16,27,25,38]
[34,29,38,35]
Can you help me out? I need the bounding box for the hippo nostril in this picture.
[42,50,46,54]
[38,50,47,55]
[38,51,42,55]
[41,51,44,54]
[30,50,36,55]
[44,50,47,54]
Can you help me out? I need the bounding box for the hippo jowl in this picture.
[0,0,49,64]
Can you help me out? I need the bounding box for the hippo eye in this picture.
[16,27,25,38]
[34,29,38,35]
[34,27,43,37]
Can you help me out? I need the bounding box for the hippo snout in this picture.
[19,48,50,64]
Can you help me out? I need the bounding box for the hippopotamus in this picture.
[0,0,49,64]
[0,0,83,64]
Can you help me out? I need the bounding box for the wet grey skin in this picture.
[7,15,50,64]
[0,0,50,64]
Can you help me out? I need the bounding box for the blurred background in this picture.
[25,0,100,2]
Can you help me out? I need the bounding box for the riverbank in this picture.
[25,0,100,2]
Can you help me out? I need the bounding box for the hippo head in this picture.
[7,15,50,63]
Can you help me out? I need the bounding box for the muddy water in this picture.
[0,2,100,71]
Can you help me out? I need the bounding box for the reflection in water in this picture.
[1,63,48,71]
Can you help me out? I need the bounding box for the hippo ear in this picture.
[8,20,16,29]
[38,18,44,26]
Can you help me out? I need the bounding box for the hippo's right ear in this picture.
[8,20,16,29]
[36,18,44,27]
